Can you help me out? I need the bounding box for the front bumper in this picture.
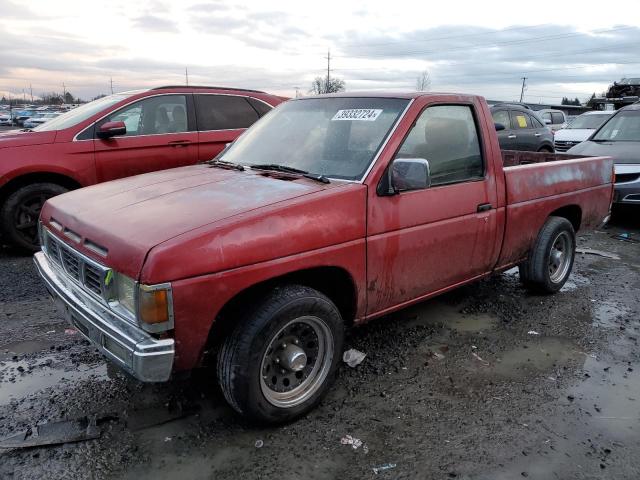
[614,164,640,204]
[34,251,174,382]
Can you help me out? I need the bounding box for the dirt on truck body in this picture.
[34,92,614,423]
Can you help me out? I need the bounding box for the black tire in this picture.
[519,216,576,293]
[217,284,344,423]
[0,182,68,251]
[538,146,554,153]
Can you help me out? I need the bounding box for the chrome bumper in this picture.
[34,251,174,382]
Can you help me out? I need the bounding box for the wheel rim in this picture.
[13,193,49,246]
[260,316,333,408]
[548,231,572,283]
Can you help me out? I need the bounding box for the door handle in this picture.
[534,133,541,137]
[507,134,517,139]
[477,203,492,212]
[168,140,191,147]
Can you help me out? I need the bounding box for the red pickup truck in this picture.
[0,86,285,250]
[34,92,613,423]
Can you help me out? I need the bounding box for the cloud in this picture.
[132,15,179,33]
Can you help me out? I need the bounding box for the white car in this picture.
[553,111,614,152]
[0,113,12,126]
[23,112,61,129]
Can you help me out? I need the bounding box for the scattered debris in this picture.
[125,404,198,431]
[575,248,620,260]
[528,330,540,336]
[612,232,639,243]
[372,463,397,474]
[164,437,172,442]
[0,415,100,449]
[343,349,366,367]
[64,328,78,335]
[255,439,264,448]
[471,351,490,366]
[340,434,365,450]
[426,350,446,360]
[45,330,55,334]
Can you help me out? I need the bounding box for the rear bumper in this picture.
[34,251,174,382]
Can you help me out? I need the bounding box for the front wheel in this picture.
[519,216,576,293]
[217,285,344,423]
[0,183,68,251]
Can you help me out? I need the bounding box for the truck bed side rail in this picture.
[502,150,585,167]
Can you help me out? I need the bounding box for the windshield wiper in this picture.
[206,159,245,171]
[591,138,613,142]
[249,164,330,184]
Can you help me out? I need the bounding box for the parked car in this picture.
[0,112,12,126]
[23,112,61,129]
[568,103,640,205]
[606,77,640,98]
[12,110,37,127]
[491,104,554,152]
[537,109,568,131]
[0,85,286,250]
[553,111,614,152]
[35,92,614,423]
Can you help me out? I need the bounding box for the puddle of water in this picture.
[407,301,497,333]
[593,300,629,328]
[0,355,109,405]
[560,272,591,292]
[0,340,56,360]
[490,337,582,378]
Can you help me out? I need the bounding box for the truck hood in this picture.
[0,129,57,149]
[553,128,594,142]
[567,140,640,165]
[41,165,345,278]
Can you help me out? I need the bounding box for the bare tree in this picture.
[310,76,345,95]
[416,70,431,91]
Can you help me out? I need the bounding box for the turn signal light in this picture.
[139,287,170,325]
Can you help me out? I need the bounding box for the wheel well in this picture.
[550,205,582,232]
[203,267,358,362]
[0,173,82,202]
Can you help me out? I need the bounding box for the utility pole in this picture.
[519,77,527,103]
[29,84,33,103]
[185,67,189,86]
[110,77,114,94]
[294,87,300,98]
[325,49,331,93]
[62,82,67,104]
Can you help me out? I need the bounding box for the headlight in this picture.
[111,273,173,333]
[115,272,136,314]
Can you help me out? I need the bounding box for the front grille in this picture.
[554,140,580,152]
[44,231,111,301]
[615,173,640,184]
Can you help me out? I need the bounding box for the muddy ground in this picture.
[0,210,639,480]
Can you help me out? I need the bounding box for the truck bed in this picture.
[497,152,614,268]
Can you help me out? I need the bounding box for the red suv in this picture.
[0,86,286,250]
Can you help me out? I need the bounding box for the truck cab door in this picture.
[366,102,500,316]
[94,94,198,182]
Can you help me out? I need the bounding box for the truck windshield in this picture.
[219,97,410,180]
[567,114,612,129]
[592,111,640,142]
[33,92,141,132]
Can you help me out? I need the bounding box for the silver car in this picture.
[568,104,640,205]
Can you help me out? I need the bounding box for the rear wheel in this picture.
[217,285,344,423]
[537,146,554,153]
[0,183,68,251]
[519,216,575,293]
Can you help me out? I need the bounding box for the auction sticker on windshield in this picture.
[332,109,383,121]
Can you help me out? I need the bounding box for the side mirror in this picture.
[97,121,126,139]
[494,122,506,131]
[390,158,431,193]
[544,118,552,125]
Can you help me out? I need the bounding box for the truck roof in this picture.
[305,91,483,100]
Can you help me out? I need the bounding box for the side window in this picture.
[551,112,565,124]
[101,95,188,136]
[542,112,552,122]
[491,110,510,128]
[195,95,260,131]
[395,105,483,187]
[530,115,544,128]
[510,111,531,129]
[247,97,273,117]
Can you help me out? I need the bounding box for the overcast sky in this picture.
[2,0,640,104]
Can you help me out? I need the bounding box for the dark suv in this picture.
[490,104,554,152]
